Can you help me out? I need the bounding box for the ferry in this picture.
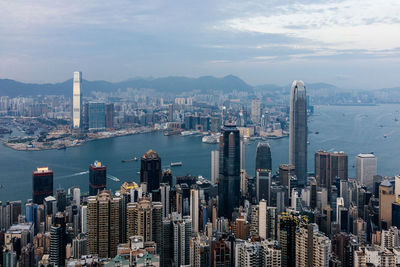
[181,131,199,136]
[170,162,183,167]
[202,134,220,144]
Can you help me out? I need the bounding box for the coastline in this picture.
[2,127,158,151]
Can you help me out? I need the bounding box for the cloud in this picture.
[220,0,400,51]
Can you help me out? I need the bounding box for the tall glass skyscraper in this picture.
[88,102,106,131]
[255,142,272,173]
[289,80,307,186]
[72,71,82,129]
[140,150,162,193]
[218,119,240,220]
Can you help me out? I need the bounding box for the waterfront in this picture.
[0,104,399,203]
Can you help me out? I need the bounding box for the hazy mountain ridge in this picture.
[0,75,369,97]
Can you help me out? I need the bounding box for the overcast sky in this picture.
[1,0,399,89]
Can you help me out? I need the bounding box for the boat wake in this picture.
[107,174,120,182]
[55,171,89,180]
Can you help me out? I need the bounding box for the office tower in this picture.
[72,234,87,259]
[356,153,377,190]
[89,160,107,196]
[315,150,330,188]
[161,170,173,185]
[72,71,82,129]
[330,151,348,182]
[256,142,272,172]
[105,103,114,129]
[50,212,66,267]
[88,102,106,131]
[72,187,81,207]
[236,240,262,266]
[218,119,241,220]
[262,240,281,267]
[392,202,400,229]
[32,167,54,205]
[279,214,298,267]
[81,102,89,130]
[256,170,271,203]
[240,169,248,197]
[56,188,66,212]
[168,104,174,122]
[251,98,261,124]
[379,180,395,229]
[140,150,162,193]
[87,190,121,258]
[190,187,199,233]
[211,150,219,185]
[315,151,348,188]
[279,164,295,187]
[289,80,307,186]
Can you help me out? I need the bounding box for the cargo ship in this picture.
[170,162,183,167]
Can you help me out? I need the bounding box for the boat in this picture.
[202,135,220,144]
[134,157,138,161]
[315,131,319,134]
[122,158,137,163]
[181,131,198,136]
[307,141,310,144]
[57,144,66,150]
[384,134,387,138]
[170,162,183,167]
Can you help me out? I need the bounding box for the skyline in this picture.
[1,0,400,89]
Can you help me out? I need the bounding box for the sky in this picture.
[0,0,400,89]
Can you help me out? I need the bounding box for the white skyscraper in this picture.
[73,71,82,129]
[211,150,219,185]
[356,153,377,190]
[259,200,267,239]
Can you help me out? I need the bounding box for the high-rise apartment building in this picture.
[140,150,162,193]
[32,167,54,205]
[72,71,82,129]
[50,212,66,267]
[190,187,199,233]
[256,142,272,172]
[86,190,121,258]
[289,80,307,186]
[356,153,377,190]
[89,161,106,196]
[218,119,241,220]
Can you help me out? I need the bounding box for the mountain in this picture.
[0,75,254,97]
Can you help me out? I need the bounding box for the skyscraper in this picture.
[32,167,54,205]
[211,150,219,185]
[72,71,82,129]
[88,102,106,131]
[89,161,107,196]
[105,103,114,129]
[356,153,377,190]
[251,98,261,124]
[279,214,298,267]
[87,190,121,258]
[140,150,162,193]
[218,119,241,220]
[289,80,307,186]
[50,212,66,267]
[190,187,199,233]
[256,142,272,172]
[315,150,348,188]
